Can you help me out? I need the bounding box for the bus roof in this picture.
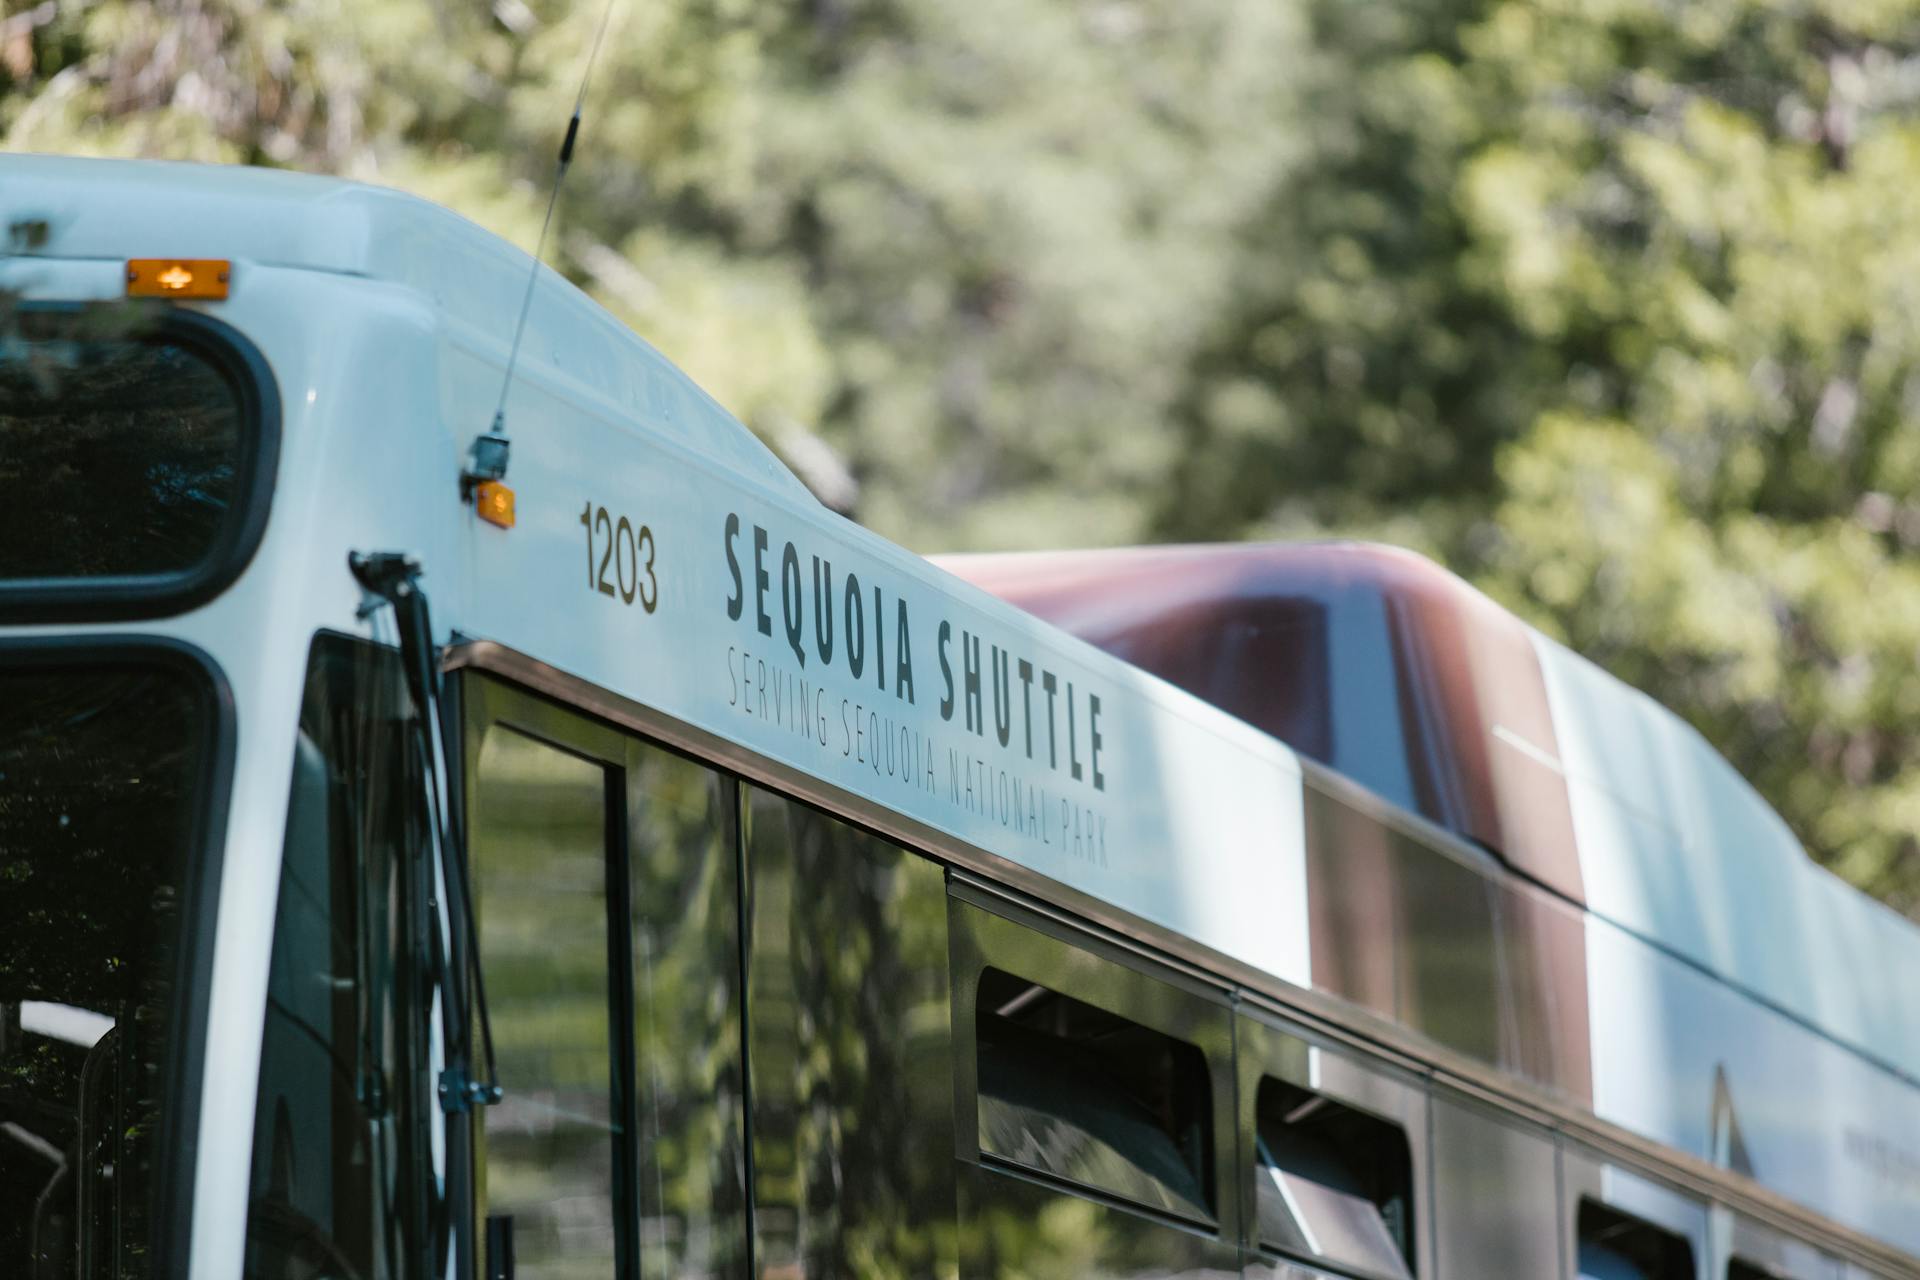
[0,153,814,509]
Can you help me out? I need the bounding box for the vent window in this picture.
[1578,1202,1694,1280]
[1253,1077,1414,1278]
[974,967,1213,1223]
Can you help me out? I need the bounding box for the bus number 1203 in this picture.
[580,500,659,613]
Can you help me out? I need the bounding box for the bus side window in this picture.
[471,724,622,1276]
[1578,1201,1695,1280]
[1235,1013,1428,1280]
[975,966,1214,1223]
[947,890,1240,1278]
[739,787,957,1280]
[1721,1213,1843,1280]
[1252,1076,1414,1278]
[462,676,751,1280]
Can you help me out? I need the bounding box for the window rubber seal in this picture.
[0,302,282,623]
[0,635,236,1277]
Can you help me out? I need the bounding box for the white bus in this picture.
[1,154,1916,1280]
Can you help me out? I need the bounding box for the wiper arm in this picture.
[348,551,502,1112]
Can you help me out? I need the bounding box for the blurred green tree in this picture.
[1171,0,1920,910]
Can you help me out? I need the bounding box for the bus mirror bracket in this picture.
[440,1070,504,1113]
[348,548,508,1120]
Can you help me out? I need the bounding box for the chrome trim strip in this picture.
[442,638,1916,1277]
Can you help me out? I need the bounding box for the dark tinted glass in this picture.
[473,727,618,1274]
[625,744,748,1278]
[1254,1077,1414,1278]
[1578,1202,1694,1280]
[975,967,1213,1223]
[246,636,427,1279]
[0,657,213,1276]
[460,677,758,1280]
[743,789,957,1279]
[0,310,245,583]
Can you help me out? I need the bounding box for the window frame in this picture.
[1723,1211,1843,1280]
[1236,1003,1430,1280]
[1429,1089,1559,1279]
[0,635,235,1276]
[0,302,282,622]
[947,882,1239,1240]
[1562,1149,1705,1280]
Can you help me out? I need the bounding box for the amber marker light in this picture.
[474,480,516,529]
[126,259,231,300]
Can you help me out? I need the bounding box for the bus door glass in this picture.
[245,634,431,1280]
[471,723,622,1273]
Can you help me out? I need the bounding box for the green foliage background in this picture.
[4,0,1916,915]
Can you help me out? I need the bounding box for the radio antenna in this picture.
[462,0,621,500]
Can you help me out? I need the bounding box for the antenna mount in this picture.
[460,0,620,503]
[460,413,511,500]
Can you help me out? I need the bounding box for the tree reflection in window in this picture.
[472,727,619,1276]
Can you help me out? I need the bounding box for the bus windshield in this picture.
[0,656,216,1275]
[0,308,257,602]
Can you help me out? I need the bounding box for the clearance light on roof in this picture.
[474,480,516,529]
[126,259,231,300]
